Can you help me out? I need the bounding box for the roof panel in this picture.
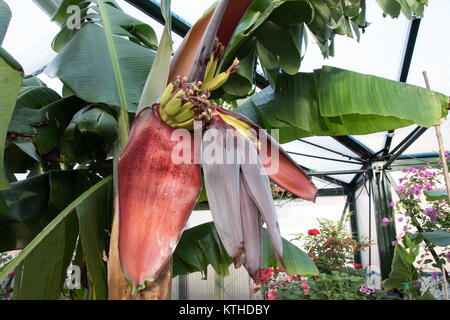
[405,0,450,97]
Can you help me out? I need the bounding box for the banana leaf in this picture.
[0,176,112,300]
[220,0,426,100]
[0,170,101,252]
[234,67,448,143]
[45,12,156,117]
[0,48,23,190]
[0,0,11,45]
[173,222,319,278]
[51,0,157,51]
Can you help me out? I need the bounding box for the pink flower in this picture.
[389,202,395,207]
[403,225,408,232]
[285,274,296,281]
[397,217,403,222]
[392,240,397,246]
[381,217,390,227]
[360,284,376,295]
[301,279,309,295]
[267,289,277,300]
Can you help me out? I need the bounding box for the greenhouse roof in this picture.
[3,0,449,193]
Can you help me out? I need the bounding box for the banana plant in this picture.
[0,0,447,301]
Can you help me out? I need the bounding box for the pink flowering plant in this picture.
[262,268,382,300]
[389,163,449,271]
[383,158,450,299]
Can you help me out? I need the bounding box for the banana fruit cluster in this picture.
[158,56,240,130]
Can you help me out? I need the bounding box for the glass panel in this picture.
[351,131,388,155]
[300,1,410,81]
[282,140,363,183]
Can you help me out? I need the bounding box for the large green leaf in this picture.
[0,176,112,299]
[0,0,11,45]
[220,0,426,95]
[45,23,155,115]
[235,67,448,143]
[0,48,23,189]
[173,222,319,278]
[383,242,419,291]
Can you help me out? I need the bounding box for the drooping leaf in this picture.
[235,67,448,143]
[0,48,23,189]
[64,105,118,143]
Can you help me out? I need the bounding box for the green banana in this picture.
[203,52,218,84]
[160,83,174,108]
[174,107,194,123]
[164,91,184,117]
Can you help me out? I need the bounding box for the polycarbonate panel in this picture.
[405,0,450,97]
[300,1,410,81]
[351,131,388,155]
[282,140,363,183]
[311,176,341,190]
[300,136,363,160]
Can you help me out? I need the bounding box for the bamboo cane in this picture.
[422,71,449,300]
[422,72,450,205]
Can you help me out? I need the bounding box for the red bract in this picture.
[118,106,201,292]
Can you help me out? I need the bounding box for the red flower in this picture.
[308,229,320,236]
[353,263,362,269]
